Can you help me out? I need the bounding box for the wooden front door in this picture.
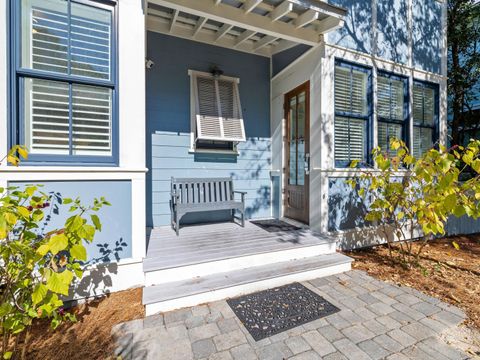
[284,82,310,224]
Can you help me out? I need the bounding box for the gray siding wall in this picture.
[146,32,272,227]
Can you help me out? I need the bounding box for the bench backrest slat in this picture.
[173,177,234,205]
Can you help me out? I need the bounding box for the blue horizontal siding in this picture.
[9,180,132,263]
[146,33,271,227]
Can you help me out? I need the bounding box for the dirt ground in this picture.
[24,287,144,360]
[345,234,480,330]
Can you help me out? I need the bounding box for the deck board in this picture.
[144,220,336,271]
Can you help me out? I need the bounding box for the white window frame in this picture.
[188,70,246,154]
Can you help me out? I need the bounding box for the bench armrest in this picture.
[233,191,247,195]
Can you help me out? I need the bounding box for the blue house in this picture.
[0,0,447,313]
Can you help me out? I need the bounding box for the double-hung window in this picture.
[11,0,117,164]
[377,72,408,155]
[334,61,372,167]
[412,80,439,158]
[189,70,246,152]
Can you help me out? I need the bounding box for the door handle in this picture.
[305,153,310,175]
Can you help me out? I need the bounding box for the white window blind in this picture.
[334,64,369,164]
[413,82,437,158]
[377,76,404,121]
[192,73,246,143]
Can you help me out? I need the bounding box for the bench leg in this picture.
[175,212,180,236]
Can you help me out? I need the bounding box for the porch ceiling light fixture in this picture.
[210,65,224,78]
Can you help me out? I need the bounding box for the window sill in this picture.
[188,148,240,156]
[0,166,148,173]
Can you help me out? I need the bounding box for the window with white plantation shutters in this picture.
[13,0,116,162]
[412,81,438,159]
[334,62,371,166]
[191,72,246,146]
[377,72,408,156]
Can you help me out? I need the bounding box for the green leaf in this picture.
[37,244,50,256]
[444,194,457,211]
[90,214,102,231]
[79,224,95,241]
[70,244,87,261]
[0,303,13,317]
[32,283,48,305]
[32,209,44,222]
[3,351,13,359]
[47,270,74,296]
[452,241,460,250]
[66,215,84,231]
[48,234,68,255]
[17,206,30,218]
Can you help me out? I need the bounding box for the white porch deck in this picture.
[142,220,352,315]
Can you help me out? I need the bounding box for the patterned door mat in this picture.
[250,219,301,233]
[227,283,340,341]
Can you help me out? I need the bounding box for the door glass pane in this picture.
[289,96,297,185]
[297,92,306,186]
[22,0,69,74]
[70,2,112,80]
[24,78,70,154]
[72,84,112,156]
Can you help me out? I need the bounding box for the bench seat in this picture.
[170,177,246,235]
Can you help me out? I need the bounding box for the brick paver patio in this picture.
[112,270,470,360]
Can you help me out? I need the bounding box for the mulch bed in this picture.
[23,288,144,360]
[344,234,480,329]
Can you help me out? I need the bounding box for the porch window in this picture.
[334,61,372,167]
[377,72,408,156]
[10,0,117,164]
[190,71,246,152]
[412,81,439,159]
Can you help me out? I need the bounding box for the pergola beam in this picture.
[215,23,234,42]
[169,9,179,32]
[243,0,262,14]
[295,9,318,29]
[192,16,208,38]
[269,1,293,22]
[234,29,256,47]
[149,0,321,46]
[253,35,277,50]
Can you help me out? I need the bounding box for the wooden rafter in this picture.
[294,9,318,29]
[149,0,321,45]
[253,35,276,50]
[169,9,179,32]
[243,0,262,14]
[215,23,234,42]
[270,1,293,22]
[192,16,207,38]
[234,29,256,47]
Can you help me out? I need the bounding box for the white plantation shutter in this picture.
[378,122,402,155]
[334,64,370,164]
[378,76,404,121]
[193,73,246,142]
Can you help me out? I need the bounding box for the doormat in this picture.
[251,219,301,233]
[227,283,340,341]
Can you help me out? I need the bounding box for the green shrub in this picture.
[0,147,110,359]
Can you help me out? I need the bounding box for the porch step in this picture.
[143,252,353,316]
[144,222,336,286]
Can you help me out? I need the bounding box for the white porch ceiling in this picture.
[147,0,347,57]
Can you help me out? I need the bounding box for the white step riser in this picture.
[145,261,351,316]
[145,242,336,286]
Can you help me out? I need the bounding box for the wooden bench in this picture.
[170,177,246,235]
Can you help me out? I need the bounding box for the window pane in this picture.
[377,76,391,119]
[334,66,350,113]
[24,78,70,154]
[335,116,366,163]
[72,84,112,156]
[351,70,367,116]
[413,83,424,125]
[21,0,112,80]
[378,122,402,155]
[217,80,235,118]
[390,78,404,121]
[22,0,69,74]
[197,77,218,117]
[297,92,306,186]
[289,96,297,185]
[413,126,433,159]
[423,87,435,126]
[70,2,111,80]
